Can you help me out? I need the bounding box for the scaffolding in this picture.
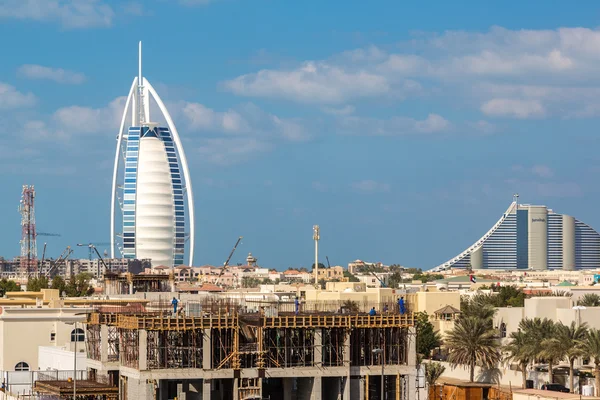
[86,299,413,373]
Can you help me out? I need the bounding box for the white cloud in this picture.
[197,138,272,166]
[223,26,600,119]
[224,61,390,104]
[179,101,309,142]
[351,180,391,193]
[338,113,449,136]
[322,105,355,115]
[480,98,545,119]
[0,0,114,28]
[18,64,86,84]
[52,96,125,136]
[0,82,36,109]
[531,165,554,179]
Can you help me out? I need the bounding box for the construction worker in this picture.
[294,297,300,315]
[369,307,376,316]
[398,297,405,315]
[172,297,179,316]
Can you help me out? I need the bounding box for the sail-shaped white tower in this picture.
[110,42,195,267]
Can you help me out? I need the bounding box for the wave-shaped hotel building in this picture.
[110,43,194,267]
[433,198,600,272]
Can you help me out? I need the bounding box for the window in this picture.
[71,328,85,342]
[50,332,56,342]
[15,362,29,371]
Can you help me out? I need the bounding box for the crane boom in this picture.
[215,236,243,286]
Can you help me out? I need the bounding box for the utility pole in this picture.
[313,225,320,286]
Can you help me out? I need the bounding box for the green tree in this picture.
[63,273,94,297]
[425,362,446,386]
[241,277,262,288]
[578,294,600,307]
[310,263,326,270]
[460,297,496,324]
[0,279,21,294]
[343,271,360,282]
[51,276,66,294]
[388,272,403,288]
[504,330,532,389]
[583,328,600,396]
[445,316,501,382]
[547,322,588,392]
[415,312,441,360]
[27,276,49,292]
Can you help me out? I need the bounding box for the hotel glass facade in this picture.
[433,202,600,271]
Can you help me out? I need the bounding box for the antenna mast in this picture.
[19,185,37,277]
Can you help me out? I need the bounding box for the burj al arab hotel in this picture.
[110,42,195,267]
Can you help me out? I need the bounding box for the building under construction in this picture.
[85,299,417,400]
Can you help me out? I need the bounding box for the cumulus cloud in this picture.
[351,180,391,193]
[18,64,86,84]
[223,26,600,119]
[480,98,545,119]
[0,0,114,29]
[178,101,309,142]
[0,82,36,109]
[531,165,554,179]
[197,138,272,165]
[337,113,450,136]
[224,62,390,104]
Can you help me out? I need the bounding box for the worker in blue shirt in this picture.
[294,297,300,315]
[369,307,376,316]
[172,297,179,315]
[398,297,405,315]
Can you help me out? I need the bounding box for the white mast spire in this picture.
[137,41,146,125]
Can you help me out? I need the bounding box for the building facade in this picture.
[433,201,600,271]
[110,43,194,268]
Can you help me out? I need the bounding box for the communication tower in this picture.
[19,185,37,276]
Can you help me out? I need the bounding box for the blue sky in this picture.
[1,0,600,270]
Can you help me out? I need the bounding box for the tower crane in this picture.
[214,237,243,287]
[77,243,110,276]
[77,242,111,261]
[45,246,73,278]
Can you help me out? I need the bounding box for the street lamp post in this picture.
[373,348,384,400]
[66,316,86,399]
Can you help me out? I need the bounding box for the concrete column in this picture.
[342,376,350,400]
[129,282,134,295]
[407,327,417,367]
[344,331,351,399]
[139,330,148,370]
[100,324,109,363]
[283,378,293,400]
[203,329,212,369]
[311,376,322,400]
[233,378,239,400]
[202,379,211,400]
[314,328,322,367]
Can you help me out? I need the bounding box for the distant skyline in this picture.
[1,0,600,270]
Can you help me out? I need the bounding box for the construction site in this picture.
[85,298,417,400]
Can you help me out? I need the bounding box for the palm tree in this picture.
[578,294,600,307]
[504,330,531,389]
[549,322,588,393]
[425,362,446,387]
[445,316,501,382]
[518,318,555,363]
[540,324,564,386]
[583,328,600,396]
